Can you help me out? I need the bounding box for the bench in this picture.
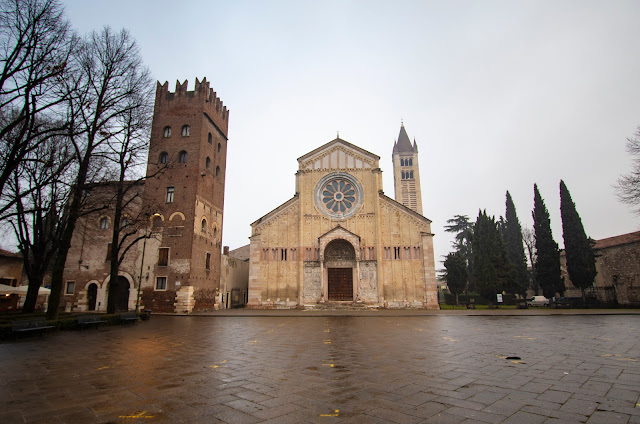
[465,302,476,309]
[119,311,138,324]
[12,317,55,336]
[77,315,107,329]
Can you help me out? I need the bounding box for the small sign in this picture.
[496,294,503,303]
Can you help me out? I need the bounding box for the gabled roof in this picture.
[298,137,380,162]
[251,195,299,227]
[317,224,361,242]
[380,193,432,225]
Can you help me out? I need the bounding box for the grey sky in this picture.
[26,1,640,264]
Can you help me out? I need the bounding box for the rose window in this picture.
[321,179,356,213]
[314,172,363,219]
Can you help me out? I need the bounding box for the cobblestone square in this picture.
[1,314,639,423]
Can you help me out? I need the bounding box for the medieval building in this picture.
[247,125,438,309]
[60,78,241,313]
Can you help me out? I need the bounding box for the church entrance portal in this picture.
[108,276,130,311]
[328,268,353,300]
[324,239,356,301]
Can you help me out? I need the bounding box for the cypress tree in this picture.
[532,184,564,299]
[473,210,514,302]
[560,180,597,303]
[503,191,529,297]
[444,251,468,306]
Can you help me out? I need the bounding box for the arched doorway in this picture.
[324,239,355,301]
[109,276,130,311]
[87,283,97,311]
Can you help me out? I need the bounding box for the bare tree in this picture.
[47,27,152,319]
[0,0,74,206]
[616,127,640,215]
[522,225,538,294]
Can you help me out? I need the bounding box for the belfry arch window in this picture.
[163,126,171,138]
[201,218,207,232]
[178,150,188,163]
[159,151,168,164]
[181,125,190,137]
[206,157,211,169]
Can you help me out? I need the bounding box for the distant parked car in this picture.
[527,296,550,307]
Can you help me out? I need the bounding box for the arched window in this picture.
[181,125,190,136]
[410,171,414,179]
[121,218,130,228]
[208,133,212,144]
[217,142,221,153]
[216,166,220,177]
[152,216,163,228]
[206,157,211,169]
[159,151,168,164]
[400,159,405,166]
[178,151,187,163]
[213,226,217,239]
[201,218,207,232]
[409,158,413,166]
[163,126,171,138]
[401,171,405,179]
[99,217,109,229]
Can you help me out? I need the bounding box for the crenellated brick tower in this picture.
[142,78,229,312]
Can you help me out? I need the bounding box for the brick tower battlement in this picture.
[155,77,229,135]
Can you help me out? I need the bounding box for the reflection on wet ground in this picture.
[1,315,639,423]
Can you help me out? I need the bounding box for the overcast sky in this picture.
[25,1,640,264]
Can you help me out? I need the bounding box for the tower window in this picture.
[206,252,211,270]
[201,218,207,232]
[155,276,167,290]
[208,133,212,144]
[158,248,169,266]
[217,142,221,153]
[216,166,220,177]
[181,125,190,137]
[166,186,174,203]
[120,217,130,228]
[206,157,211,169]
[99,217,109,229]
[163,126,171,138]
[159,151,168,164]
[178,150,188,163]
[409,158,413,166]
[410,170,414,179]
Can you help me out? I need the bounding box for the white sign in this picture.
[496,294,503,303]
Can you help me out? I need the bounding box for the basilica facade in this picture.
[247,126,438,309]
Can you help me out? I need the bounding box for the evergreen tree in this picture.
[560,180,597,303]
[503,191,529,297]
[444,215,474,291]
[472,210,514,301]
[444,251,468,305]
[532,184,564,299]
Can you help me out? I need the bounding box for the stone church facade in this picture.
[247,127,438,309]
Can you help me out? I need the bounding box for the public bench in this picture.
[77,315,107,329]
[11,317,55,336]
[119,311,138,324]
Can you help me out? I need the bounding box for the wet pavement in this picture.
[1,314,639,423]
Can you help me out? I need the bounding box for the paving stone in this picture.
[501,411,547,424]
[538,390,573,404]
[560,399,599,415]
[585,410,630,423]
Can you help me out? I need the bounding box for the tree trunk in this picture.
[22,275,43,313]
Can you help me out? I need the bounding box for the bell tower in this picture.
[392,123,423,215]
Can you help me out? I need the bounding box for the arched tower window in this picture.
[410,171,414,179]
[208,133,212,144]
[178,151,188,163]
[216,166,220,177]
[409,158,413,166]
[206,157,211,169]
[163,126,171,138]
[159,151,168,164]
[201,218,207,232]
[99,217,109,229]
[121,217,130,228]
[217,142,221,153]
[181,125,190,137]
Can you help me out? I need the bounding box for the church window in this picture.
[206,252,211,270]
[208,132,212,144]
[201,218,207,232]
[409,158,413,166]
[181,125,190,136]
[216,166,220,177]
[159,151,168,164]
[369,247,375,260]
[401,171,405,179]
[394,247,401,260]
[217,142,221,153]
[163,126,171,138]
[206,157,211,169]
[262,248,269,261]
[290,248,296,261]
[281,248,287,261]
[156,276,167,290]
[166,187,174,203]
[410,171,414,179]
[414,246,421,259]
[99,217,109,229]
[178,150,188,163]
[404,246,411,259]
[158,248,169,266]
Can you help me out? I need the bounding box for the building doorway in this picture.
[114,276,130,311]
[328,268,353,300]
[87,283,97,311]
[324,239,356,301]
